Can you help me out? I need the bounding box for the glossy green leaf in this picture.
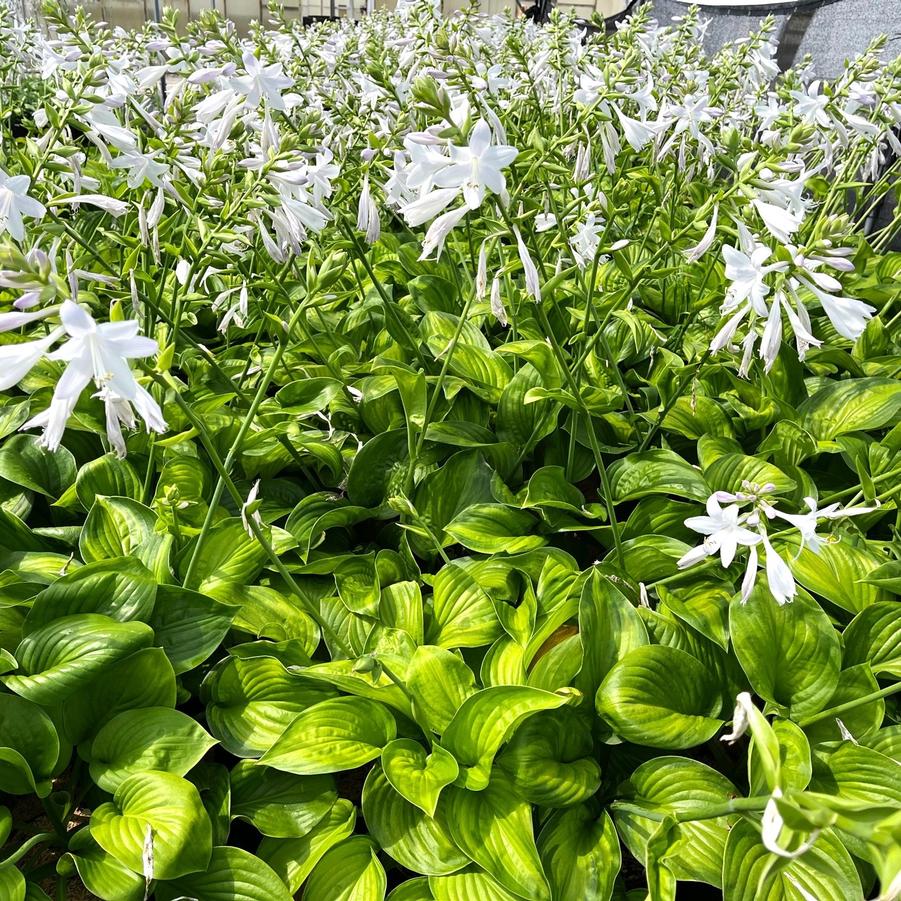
[258,799,356,893]
[303,836,387,901]
[730,587,841,717]
[4,614,155,705]
[438,775,549,901]
[91,771,213,880]
[596,645,723,748]
[230,761,336,838]
[537,804,620,901]
[0,434,75,498]
[722,821,863,901]
[406,644,477,734]
[381,739,459,816]
[362,765,468,876]
[87,707,217,791]
[24,557,156,633]
[608,449,709,503]
[0,693,58,796]
[154,845,292,901]
[442,684,577,789]
[258,697,396,774]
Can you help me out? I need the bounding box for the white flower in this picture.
[21,301,165,453]
[679,494,762,569]
[790,83,831,128]
[419,205,468,260]
[761,533,796,605]
[233,51,293,110]
[762,788,821,858]
[684,203,718,262]
[434,119,518,210]
[513,226,540,303]
[0,169,46,242]
[720,691,753,743]
[490,277,507,327]
[0,331,63,390]
[774,496,875,554]
[796,277,875,340]
[50,194,129,217]
[613,105,656,152]
[476,242,488,299]
[722,236,786,316]
[241,479,263,538]
[356,175,380,245]
[753,198,802,244]
[109,152,169,190]
[570,213,604,269]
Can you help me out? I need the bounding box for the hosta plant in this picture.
[0,1,899,899]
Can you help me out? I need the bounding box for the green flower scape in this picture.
[0,1,899,899]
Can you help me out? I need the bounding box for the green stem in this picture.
[0,833,57,869]
[610,795,769,825]
[798,682,901,728]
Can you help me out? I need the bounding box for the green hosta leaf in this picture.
[576,569,648,701]
[703,453,796,496]
[59,827,145,901]
[381,739,459,816]
[230,761,337,838]
[799,377,901,439]
[154,846,292,901]
[75,455,143,508]
[0,693,59,796]
[91,771,213,881]
[730,587,841,717]
[444,504,545,554]
[258,799,356,893]
[346,430,409,507]
[497,708,600,808]
[608,449,709,503]
[427,562,501,649]
[4,614,155,705]
[657,577,731,651]
[335,554,381,617]
[412,451,495,542]
[149,585,235,674]
[87,707,217,792]
[428,868,521,900]
[303,837,387,901]
[722,821,863,901]
[226,584,318,649]
[380,581,424,645]
[59,648,176,746]
[614,757,739,888]
[80,497,172,581]
[387,878,434,901]
[810,743,901,807]
[285,492,371,559]
[843,602,901,677]
[496,363,559,453]
[537,804,620,901]
[24,557,156,633]
[786,538,888,613]
[276,377,342,415]
[180,517,267,594]
[803,664,884,744]
[0,434,75,497]
[406,644,477,734]
[442,685,577,789]
[438,775,550,901]
[749,718,811,795]
[596,645,723,748]
[205,655,335,758]
[362,765,468,876]
[258,697,396,774]
[0,866,26,901]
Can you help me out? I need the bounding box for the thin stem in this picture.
[0,833,58,870]
[798,682,901,728]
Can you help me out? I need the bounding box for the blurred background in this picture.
[4,0,901,84]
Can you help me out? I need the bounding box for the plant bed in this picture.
[0,2,899,899]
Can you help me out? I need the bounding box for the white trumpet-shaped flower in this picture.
[21,301,165,454]
[0,169,46,242]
